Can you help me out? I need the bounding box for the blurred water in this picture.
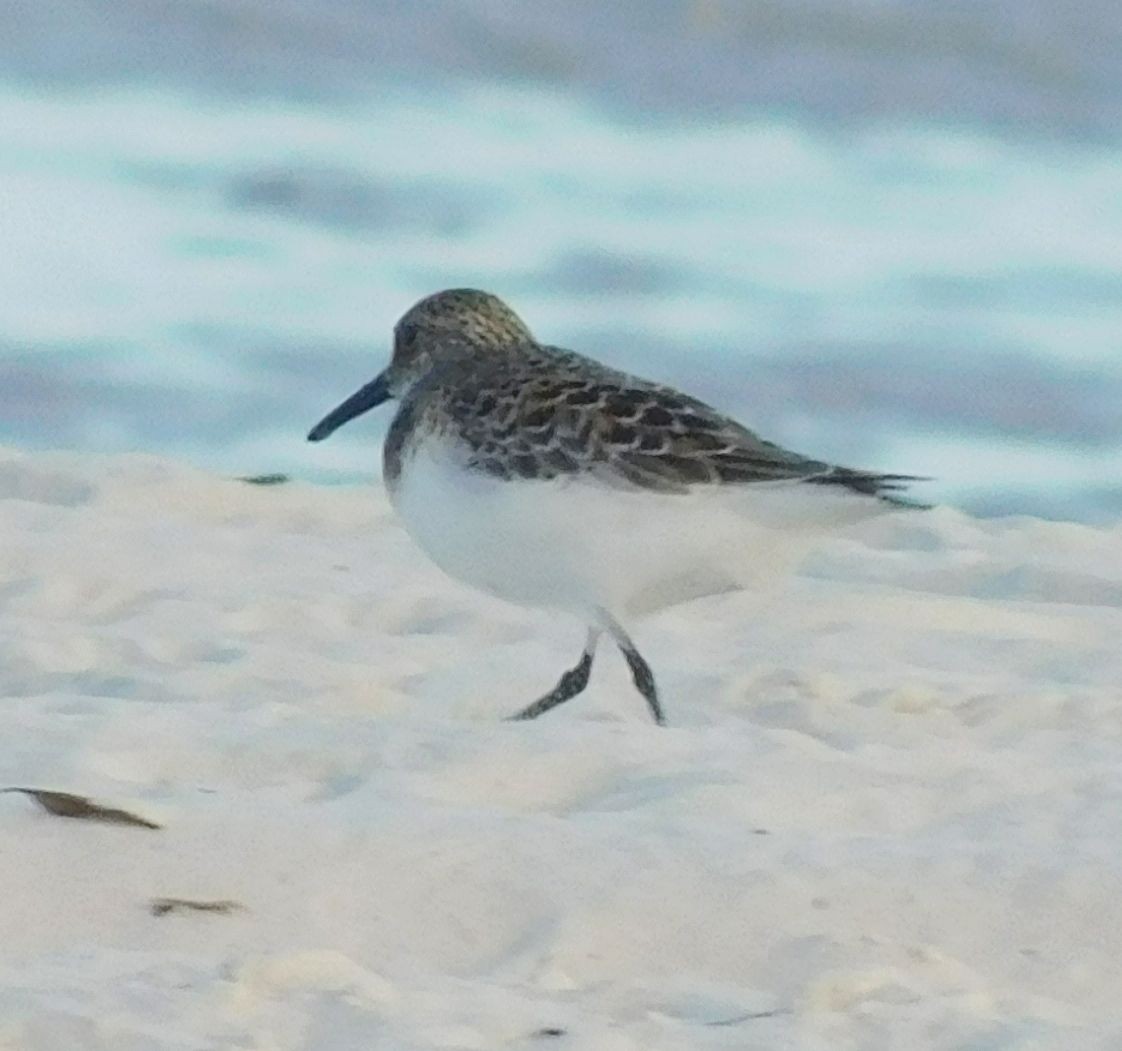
[2,2,1121,521]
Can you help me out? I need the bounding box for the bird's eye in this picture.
[397,322,419,350]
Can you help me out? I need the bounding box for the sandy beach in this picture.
[0,445,1119,1047]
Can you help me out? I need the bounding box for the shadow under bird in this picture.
[308,289,923,724]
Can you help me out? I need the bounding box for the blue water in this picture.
[3,3,1121,521]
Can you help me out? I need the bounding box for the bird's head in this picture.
[307,288,533,442]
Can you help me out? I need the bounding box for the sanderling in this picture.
[308,289,922,725]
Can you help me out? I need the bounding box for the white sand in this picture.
[1,446,1120,1049]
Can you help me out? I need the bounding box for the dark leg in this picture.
[600,611,664,725]
[621,644,664,725]
[508,629,599,721]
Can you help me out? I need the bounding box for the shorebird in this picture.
[308,289,921,724]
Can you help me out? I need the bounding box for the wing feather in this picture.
[429,346,925,504]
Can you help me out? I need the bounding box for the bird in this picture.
[307,288,923,725]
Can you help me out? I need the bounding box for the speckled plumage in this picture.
[382,291,918,500]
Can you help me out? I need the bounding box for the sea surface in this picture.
[3,1,1121,521]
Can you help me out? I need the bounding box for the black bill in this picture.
[307,372,392,441]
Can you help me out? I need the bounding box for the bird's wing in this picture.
[442,348,922,501]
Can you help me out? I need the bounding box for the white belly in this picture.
[388,443,897,618]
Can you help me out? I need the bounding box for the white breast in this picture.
[388,439,896,619]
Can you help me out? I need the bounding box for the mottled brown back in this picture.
[388,342,917,500]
